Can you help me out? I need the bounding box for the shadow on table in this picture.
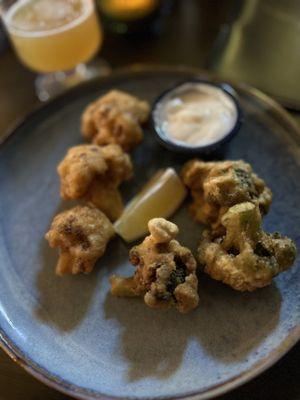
[34,201,108,332]
[34,237,98,332]
[104,276,282,382]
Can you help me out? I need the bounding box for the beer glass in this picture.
[1,0,109,100]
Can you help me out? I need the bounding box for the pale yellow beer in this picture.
[5,0,102,73]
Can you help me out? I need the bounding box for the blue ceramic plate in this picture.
[0,67,299,400]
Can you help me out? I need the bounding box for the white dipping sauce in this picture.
[158,83,238,146]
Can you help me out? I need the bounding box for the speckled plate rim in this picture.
[0,65,299,400]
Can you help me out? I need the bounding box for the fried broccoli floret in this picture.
[81,90,150,152]
[45,206,115,276]
[110,218,199,313]
[181,159,272,233]
[58,144,133,221]
[198,202,297,291]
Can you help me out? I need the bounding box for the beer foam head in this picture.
[5,0,93,37]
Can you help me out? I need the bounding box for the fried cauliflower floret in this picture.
[58,144,133,221]
[86,107,143,152]
[81,90,150,152]
[181,159,272,233]
[198,202,296,291]
[45,206,115,276]
[85,182,124,223]
[110,218,199,313]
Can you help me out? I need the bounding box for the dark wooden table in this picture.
[1,1,299,399]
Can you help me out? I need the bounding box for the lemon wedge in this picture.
[114,168,187,242]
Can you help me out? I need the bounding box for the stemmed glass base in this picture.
[35,59,111,102]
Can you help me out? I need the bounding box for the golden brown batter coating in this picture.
[198,202,296,291]
[58,144,133,221]
[110,218,199,313]
[81,90,150,152]
[181,159,272,232]
[85,181,124,223]
[45,206,115,276]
